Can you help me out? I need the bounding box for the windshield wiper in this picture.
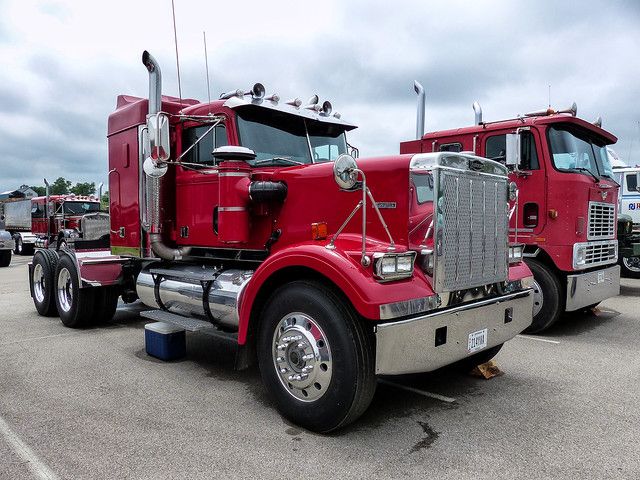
[253,157,304,166]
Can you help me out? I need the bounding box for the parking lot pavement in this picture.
[1,254,640,479]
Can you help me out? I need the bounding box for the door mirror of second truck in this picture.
[145,113,171,162]
[505,133,521,168]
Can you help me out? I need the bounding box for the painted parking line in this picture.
[378,379,456,404]
[0,414,59,480]
[516,334,560,345]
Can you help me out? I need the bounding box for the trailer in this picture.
[0,199,37,255]
[28,51,534,431]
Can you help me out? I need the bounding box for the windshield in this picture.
[63,201,100,215]
[236,109,347,165]
[548,125,613,179]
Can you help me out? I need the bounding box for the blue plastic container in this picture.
[144,322,186,361]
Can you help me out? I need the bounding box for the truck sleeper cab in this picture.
[28,51,533,432]
[401,90,620,332]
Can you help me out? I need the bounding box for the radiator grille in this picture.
[588,202,615,240]
[80,213,110,241]
[437,170,508,292]
[584,241,617,266]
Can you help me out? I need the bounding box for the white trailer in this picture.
[0,199,37,255]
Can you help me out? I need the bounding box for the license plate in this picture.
[468,328,488,353]
[597,271,605,283]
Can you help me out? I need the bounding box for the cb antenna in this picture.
[548,84,551,109]
[203,31,212,110]
[171,0,183,102]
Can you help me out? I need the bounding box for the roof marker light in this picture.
[265,93,280,104]
[593,116,602,128]
[333,112,341,119]
[321,101,332,115]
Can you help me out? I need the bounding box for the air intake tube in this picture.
[142,50,191,260]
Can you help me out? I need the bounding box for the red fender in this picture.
[236,242,435,344]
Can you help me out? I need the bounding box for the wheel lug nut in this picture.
[302,365,313,373]
[276,356,285,363]
[280,368,288,374]
[302,353,314,361]
[277,344,287,351]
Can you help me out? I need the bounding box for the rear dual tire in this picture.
[32,250,59,316]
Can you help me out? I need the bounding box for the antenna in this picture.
[548,84,551,109]
[171,0,183,102]
[203,31,212,108]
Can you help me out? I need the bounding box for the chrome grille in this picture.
[588,202,615,240]
[584,241,617,266]
[437,169,508,292]
[80,213,110,240]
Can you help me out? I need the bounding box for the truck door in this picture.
[622,171,640,227]
[481,129,546,241]
[175,123,229,247]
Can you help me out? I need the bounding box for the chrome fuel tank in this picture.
[136,264,253,330]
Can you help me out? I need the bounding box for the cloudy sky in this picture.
[0,0,639,193]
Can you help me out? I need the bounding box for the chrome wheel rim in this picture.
[272,312,332,402]
[16,238,22,254]
[33,264,46,303]
[623,256,640,272]
[532,279,544,317]
[57,267,73,313]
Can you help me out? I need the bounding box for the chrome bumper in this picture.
[0,231,14,250]
[374,289,533,375]
[565,265,620,312]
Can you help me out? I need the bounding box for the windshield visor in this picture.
[236,109,347,165]
[548,125,613,179]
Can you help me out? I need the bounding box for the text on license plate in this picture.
[597,272,604,283]
[468,328,488,353]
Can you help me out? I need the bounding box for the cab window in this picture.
[628,173,638,192]
[182,124,227,165]
[485,132,539,170]
[439,142,462,153]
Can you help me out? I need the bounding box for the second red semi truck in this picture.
[28,51,534,431]
[401,83,620,332]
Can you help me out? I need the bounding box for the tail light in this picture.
[523,202,538,228]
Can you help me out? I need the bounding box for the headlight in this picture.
[574,244,586,268]
[508,244,524,264]
[373,252,416,281]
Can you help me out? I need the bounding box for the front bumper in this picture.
[565,265,620,312]
[374,289,533,375]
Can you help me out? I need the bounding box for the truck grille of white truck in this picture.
[588,201,615,240]
[436,166,509,292]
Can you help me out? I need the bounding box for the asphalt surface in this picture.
[1,254,639,479]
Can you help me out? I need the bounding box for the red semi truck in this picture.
[401,83,620,332]
[1,194,107,253]
[28,51,534,431]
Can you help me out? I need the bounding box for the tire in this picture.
[523,258,563,334]
[31,249,59,316]
[0,250,11,267]
[54,254,95,328]
[14,235,22,255]
[257,281,376,433]
[455,344,503,373]
[93,287,120,324]
[620,256,640,279]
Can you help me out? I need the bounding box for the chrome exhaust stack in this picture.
[473,101,483,125]
[414,81,425,140]
[141,50,191,260]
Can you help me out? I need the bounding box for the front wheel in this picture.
[257,281,376,433]
[620,256,640,279]
[523,258,563,334]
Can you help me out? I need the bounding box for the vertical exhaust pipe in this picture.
[44,178,50,243]
[473,101,483,125]
[414,81,425,140]
[141,50,191,260]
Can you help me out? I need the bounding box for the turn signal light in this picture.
[311,222,327,240]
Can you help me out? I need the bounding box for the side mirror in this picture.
[145,113,171,162]
[505,133,521,167]
[636,172,640,192]
[333,154,358,190]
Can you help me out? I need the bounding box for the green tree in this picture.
[100,191,109,211]
[50,177,72,195]
[71,182,96,196]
